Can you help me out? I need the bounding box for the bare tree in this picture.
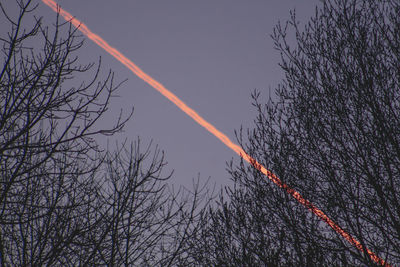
[183,0,400,266]
[68,140,207,266]
[0,1,206,266]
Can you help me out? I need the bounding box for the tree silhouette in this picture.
[0,1,205,265]
[183,0,400,266]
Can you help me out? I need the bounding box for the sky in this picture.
[4,0,318,190]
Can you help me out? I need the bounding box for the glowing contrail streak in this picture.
[41,1,390,265]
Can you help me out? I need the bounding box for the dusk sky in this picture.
[30,1,318,189]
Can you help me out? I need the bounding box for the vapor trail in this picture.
[41,1,390,265]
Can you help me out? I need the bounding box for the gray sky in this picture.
[26,1,317,189]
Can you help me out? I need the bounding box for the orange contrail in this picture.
[41,1,390,266]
